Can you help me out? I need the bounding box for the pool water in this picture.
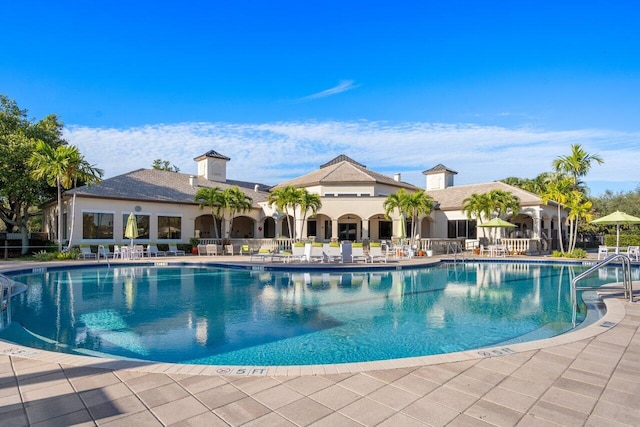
[0,262,624,366]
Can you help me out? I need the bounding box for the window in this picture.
[122,214,150,239]
[306,220,317,237]
[324,220,332,239]
[338,223,357,241]
[82,212,114,239]
[158,216,182,239]
[378,221,392,239]
[447,220,477,239]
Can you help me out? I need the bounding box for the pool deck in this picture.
[1,255,639,426]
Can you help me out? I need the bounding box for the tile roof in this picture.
[193,150,231,161]
[320,154,366,169]
[67,169,270,206]
[422,164,458,175]
[426,181,547,210]
[274,160,420,190]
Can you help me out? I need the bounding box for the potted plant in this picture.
[189,237,200,255]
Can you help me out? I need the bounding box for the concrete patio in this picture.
[1,256,639,426]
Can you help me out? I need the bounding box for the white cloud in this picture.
[64,121,640,195]
[297,80,359,101]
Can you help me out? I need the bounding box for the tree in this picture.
[541,176,573,254]
[29,142,79,251]
[552,144,604,189]
[565,190,593,253]
[298,189,322,239]
[404,191,435,245]
[194,186,224,239]
[63,148,103,250]
[0,95,64,253]
[223,186,253,239]
[152,159,180,172]
[462,193,492,239]
[268,186,302,240]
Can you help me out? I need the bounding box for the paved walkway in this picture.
[1,257,639,426]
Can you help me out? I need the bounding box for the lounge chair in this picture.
[132,244,146,258]
[99,246,115,259]
[79,245,97,259]
[290,243,307,262]
[351,243,368,263]
[368,242,387,263]
[250,246,273,262]
[206,244,220,256]
[240,245,254,256]
[196,244,207,255]
[324,243,342,263]
[598,245,608,260]
[147,244,166,257]
[167,244,185,256]
[627,246,639,261]
[309,243,324,262]
[224,244,235,255]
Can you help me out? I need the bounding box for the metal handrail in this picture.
[97,245,111,268]
[447,241,466,263]
[1,274,14,328]
[571,254,633,326]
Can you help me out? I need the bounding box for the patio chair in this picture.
[289,243,307,262]
[147,244,166,257]
[368,242,387,263]
[98,246,115,259]
[598,245,608,260]
[351,243,368,263]
[167,244,185,256]
[206,244,220,256]
[132,244,146,259]
[324,243,343,263]
[479,245,490,257]
[627,246,639,261]
[79,245,97,259]
[240,245,254,255]
[309,243,325,262]
[197,244,207,255]
[250,246,273,262]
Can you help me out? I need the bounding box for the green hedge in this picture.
[604,234,640,247]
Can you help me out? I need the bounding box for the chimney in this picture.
[189,175,196,187]
[394,173,401,182]
[254,184,259,192]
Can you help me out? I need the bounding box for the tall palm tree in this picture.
[541,176,573,254]
[224,186,253,239]
[405,191,435,245]
[268,186,302,240]
[28,141,79,251]
[194,186,224,239]
[64,148,103,250]
[298,189,322,239]
[552,144,604,189]
[565,190,593,253]
[383,189,410,241]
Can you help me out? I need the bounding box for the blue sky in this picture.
[3,1,639,195]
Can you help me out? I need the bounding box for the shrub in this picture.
[551,250,563,258]
[568,248,588,259]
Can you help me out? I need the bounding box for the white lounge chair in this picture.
[351,243,368,263]
[598,245,608,260]
[250,246,273,262]
[627,246,639,261]
[368,243,387,263]
[324,243,342,263]
[147,244,166,257]
[79,245,96,259]
[309,243,324,262]
[167,244,185,256]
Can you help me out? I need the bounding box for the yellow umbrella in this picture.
[124,213,139,247]
[591,211,640,249]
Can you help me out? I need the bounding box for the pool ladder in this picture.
[0,274,15,329]
[447,241,466,263]
[98,245,111,268]
[571,254,634,325]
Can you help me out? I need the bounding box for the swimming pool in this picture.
[0,262,624,366]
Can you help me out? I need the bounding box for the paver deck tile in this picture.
[401,396,460,426]
[137,382,190,408]
[308,384,362,411]
[526,399,589,426]
[213,396,271,425]
[482,385,537,414]
[425,384,478,413]
[309,411,365,427]
[463,398,525,427]
[151,395,209,425]
[339,396,398,426]
[250,383,304,410]
[243,411,298,427]
[389,372,440,396]
[169,411,228,427]
[195,383,248,410]
[86,394,147,424]
[277,396,334,425]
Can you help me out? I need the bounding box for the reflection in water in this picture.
[2,263,633,366]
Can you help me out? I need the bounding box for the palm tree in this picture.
[268,186,302,240]
[552,144,604,189]
[64,148,103,250]
[28,141,81,251]
[405,191,435,245]
[462,193,492,240]
[541,176,573,254]
[565,190,593,253]
[194,186,224,239]
[224,186,253,239]
[383,189,410,241]
[298,189,322,239]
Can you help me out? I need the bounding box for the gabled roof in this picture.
[274,159,420,190]
[422,164,458,175]
[193,150,231,161]
[67,169,269,205]
[320,154,366,169]
[426,181,549,210]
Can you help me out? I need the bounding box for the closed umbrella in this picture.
[124,213,139,247]
[591,211,640,249]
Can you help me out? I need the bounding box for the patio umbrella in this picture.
[590,211,640,249]
[398,213,407,241]
[477,218,516,243]
[124,213,139,247]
